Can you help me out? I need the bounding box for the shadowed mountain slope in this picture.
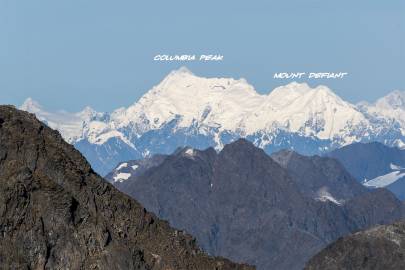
[0,106,253,270]
[328,142,405,200]
[108,139,405,270]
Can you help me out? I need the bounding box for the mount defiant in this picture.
[20,67,405,175]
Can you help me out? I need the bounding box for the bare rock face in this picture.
[271,149,366,201]
[107,139,405,270]
[0,106,253,270]
[305,222,405,270]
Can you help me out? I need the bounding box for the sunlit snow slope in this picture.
[20,67,405,175]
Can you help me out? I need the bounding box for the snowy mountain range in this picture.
[20,67,405,175]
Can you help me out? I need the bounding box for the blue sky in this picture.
[0,0,404,111]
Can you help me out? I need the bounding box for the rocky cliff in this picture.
[0,105,253,270]
[305,221,405,270]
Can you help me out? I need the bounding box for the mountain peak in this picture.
[224,138,255,149]
[220,138,266,158]
[268,82,312,97]
[77,105,98,119]
[20,97,43,113]
[313,84,337,95]
[152,66,197,93]
[285,81,311,89]
[375,90,405,110]
[167,66,195,78]
[269,82,339,99]
[174,65,194,74]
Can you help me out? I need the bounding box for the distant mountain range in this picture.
[20,67,405,175]
[105,139,405,270]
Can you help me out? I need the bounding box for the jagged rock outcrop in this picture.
[305,221,405,270]
[0,106,253,270]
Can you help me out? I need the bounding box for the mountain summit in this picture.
[20,69,405,175]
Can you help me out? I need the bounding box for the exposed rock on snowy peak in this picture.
[358,90,405,142]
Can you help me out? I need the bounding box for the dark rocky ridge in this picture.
[305,221,405,270]
[108,139,405,270]
[0,106,253,270]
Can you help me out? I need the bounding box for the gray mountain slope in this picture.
[328,142,405,199]
[107,139,405,270]
[271,149,365,202]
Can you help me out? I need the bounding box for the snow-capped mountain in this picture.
[20,67,405,175]
[20,97,107,144]
[358,90,405,147]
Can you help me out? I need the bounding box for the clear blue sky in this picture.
[1,0,404,112]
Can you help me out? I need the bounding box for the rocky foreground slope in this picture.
[305,221,405,270]
[0,105,252,269]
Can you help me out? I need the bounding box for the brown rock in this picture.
[0,105,254,270]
